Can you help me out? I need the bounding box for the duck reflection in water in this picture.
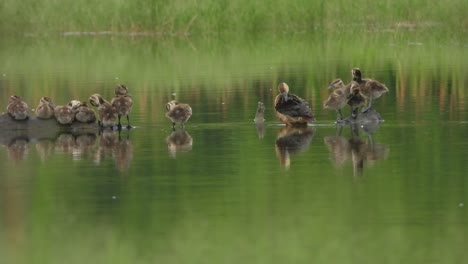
[166,130,193,158]
[94,130,133,172]
[324,109,389,177]
[323,126,350,168]
[275,126,315,169]
[6,137,29,162]
[254,101,265,139]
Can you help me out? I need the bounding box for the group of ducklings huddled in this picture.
[274,68,389,125]
[6,84,133,129]
[5,84,193,130]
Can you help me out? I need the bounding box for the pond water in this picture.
[1,32,467,263]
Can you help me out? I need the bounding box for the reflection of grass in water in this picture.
[0,0,466,34]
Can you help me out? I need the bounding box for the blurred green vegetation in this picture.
[1,0,467,35]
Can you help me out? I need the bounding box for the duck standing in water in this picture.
[111,84,133,129]
[7,95,29,120]
[352,68,389,112]
[71,101,97,123]
[274,82,315,126]
[165,100,192,129]
[35,96,56,119]
[323,79,350,121]
[54,103,75,125]
[348,81,367,119]
[89,94,117,128]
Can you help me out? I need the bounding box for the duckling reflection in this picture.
[72,133,97,160]
[323,125,350,168]
[254,102,265,139]
[94,130,119,164]
[35,139,55,162]
[54,133,75,154]
[275,126,315,169]
[166,130,193,158]
[114,131,133,172]
[349,124,368,177]
[323,109,388,177]
[93,130,133,171]
[6,137,29,162]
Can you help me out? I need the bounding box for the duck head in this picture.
[277,82,290,101]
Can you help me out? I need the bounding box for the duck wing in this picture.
[276,94,314,118]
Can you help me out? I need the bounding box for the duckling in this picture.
[111,84,133,129]
[73,101,97,123]
[352,68,389,112]
[274,82,315,126]
[54,103,75,125]
[89,94,117,128]
[6,95,29,120]
[35,96,56,119]
[166,100,192,129]
[348,81,367,119]
[323,79,350,121]
[254,101,266,123]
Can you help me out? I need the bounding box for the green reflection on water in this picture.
[0,31,468,263]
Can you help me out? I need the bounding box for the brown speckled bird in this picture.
[35,96,55,119]
[89,94,117,128]
[7,95,29,120]
[352,68,389,112]
[54,104,75,125]
[323,79,350,121]
[111,84,133,129]
[166,100,192,129]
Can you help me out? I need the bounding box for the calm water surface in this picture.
[1,33,467,263]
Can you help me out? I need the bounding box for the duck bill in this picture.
[282,92,288,101]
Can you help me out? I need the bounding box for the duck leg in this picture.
[361,97,373,113]
[117,115,122,129]
[351,107,359,119]
[126,115,131,129]
[336,109,344,121]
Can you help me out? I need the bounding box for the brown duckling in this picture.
[352,68,389,112]
[166,100,192,129]
[111,84,133,129]
[35,96,56,119]
[274,82,315,126]
[54,103,75,125]
[7,95,29,120]
[73,101,97,123]
[348,81,367,119]
[89,94,117,128]
[323,79,350,121]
